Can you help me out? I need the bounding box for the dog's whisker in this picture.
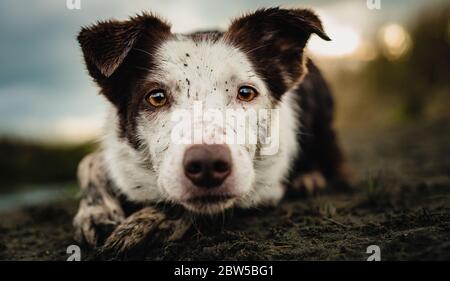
[134,66,153,72]
[296,132,313,136]
[242,43,271,55]
[133,47,153,57]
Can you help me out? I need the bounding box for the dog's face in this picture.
[78,8,329,213]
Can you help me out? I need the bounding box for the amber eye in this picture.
[145,89,167,107]
[237,86,258,102]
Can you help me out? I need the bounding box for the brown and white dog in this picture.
[73,8,347,254]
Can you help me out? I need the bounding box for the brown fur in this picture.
[78,13,172,149]
[223,8,330,101]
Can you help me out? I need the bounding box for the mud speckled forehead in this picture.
[148,36,269,106]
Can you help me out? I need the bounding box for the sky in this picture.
[0,0,446,142]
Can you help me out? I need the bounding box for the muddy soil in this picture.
[1,119,449,261]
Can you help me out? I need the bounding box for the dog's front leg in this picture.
[101,206,191,257]
[73,152,125,246]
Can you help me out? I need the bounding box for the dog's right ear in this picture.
[78,13,171,81]
[224,8,330,100]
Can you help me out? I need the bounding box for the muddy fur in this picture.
[100,207,191,258]
[72,152,124,246]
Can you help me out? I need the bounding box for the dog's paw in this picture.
[292,171,327,194]
[73,203,125,247]
[100,207,191,258]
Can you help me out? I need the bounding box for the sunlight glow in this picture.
[308,14,361,58]
[447,19,450,41]
[379,23,412,60]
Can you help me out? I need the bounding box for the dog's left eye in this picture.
[237,86,258,102]
[145,90,167,107]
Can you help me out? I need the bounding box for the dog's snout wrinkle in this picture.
[183,144,232,189]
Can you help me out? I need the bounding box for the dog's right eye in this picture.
[145,90,167,107]
[237,85,258,102]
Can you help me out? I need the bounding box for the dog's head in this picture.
[78,8,329,213]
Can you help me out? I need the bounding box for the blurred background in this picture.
[0,0,449,212]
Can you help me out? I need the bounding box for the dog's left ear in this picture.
[224,8,330,99]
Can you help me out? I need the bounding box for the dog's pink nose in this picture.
[183,144,232,189]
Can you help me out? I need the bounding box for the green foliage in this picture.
[0,139,97,188]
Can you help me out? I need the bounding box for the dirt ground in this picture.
[0,119,449,261]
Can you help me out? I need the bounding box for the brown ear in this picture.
[224,8,330,99]
[78,13,171,80]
